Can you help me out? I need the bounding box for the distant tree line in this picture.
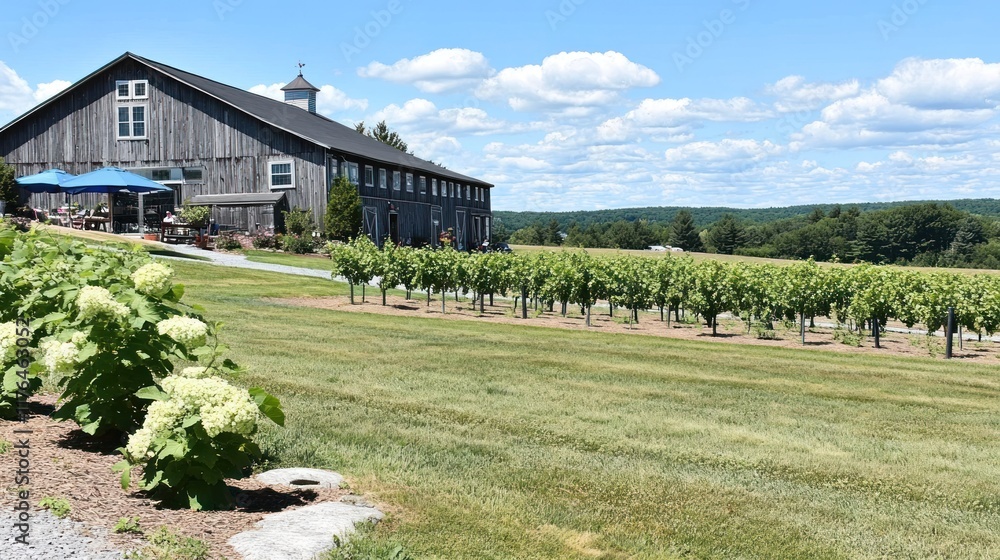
[495,198,1000,233]
[506,202,1000,269]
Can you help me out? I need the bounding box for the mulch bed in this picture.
[0,394,349,559]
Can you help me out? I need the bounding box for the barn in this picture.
[0,52,494,248]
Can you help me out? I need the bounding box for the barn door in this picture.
[431,206,442,247]
[455,211,467,251]
[363,206,378,244]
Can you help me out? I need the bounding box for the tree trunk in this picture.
[561,301,567,317]
[349,283,355,305]
[480,293,485,314]
[667,305,672,328]
[660,306,664,322]
[633,308,639,324]
[427,288,431,306]
[800,312,806,345]
[362,284,366,303]
[382,288,387,306]
[490,293,494,307]
[522,287,529,319]
[609,302,614,318]
[712,315,718,336]
[874,317,881,349]
[442,294,447,314]
[586,305,592,327]
[675,307,681,322]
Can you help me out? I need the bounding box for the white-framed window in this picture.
[449,182,454,198]
[466,185,471,200]
[393,171,401,191]
[269,160,295,190]
[432,178,438,196]
[364,165,374,187]
[116,104,147,139]
[419,176,426,195]
[116,79,148,100]
[475,187,479,202]
[116,81,131,100]
[406,173,414,192]
[344,162,360,185]
[379,169,387,189]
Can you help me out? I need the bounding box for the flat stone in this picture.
[256,468,344,490]
[228,502,384,560]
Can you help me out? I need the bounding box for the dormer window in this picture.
[116,80,148,100]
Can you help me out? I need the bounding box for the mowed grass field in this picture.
[167,258,1000,559]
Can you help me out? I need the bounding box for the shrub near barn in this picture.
[0,224,284,510]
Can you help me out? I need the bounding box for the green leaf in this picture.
[167,284,185,302]
[181,414,201,428]
[113,460,132,489]
[249,388,285,426]
[160,440,187,460]
[136,386,169,401]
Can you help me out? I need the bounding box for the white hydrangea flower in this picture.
[70,331,88,346]
[132,263,174,297]
[76,286,130,320]
[0,322,20,362]
[156,316,208,348]
[159,375,260,437]
[144,399,185,434]
[200,398,259,437]
[38,338,79,375]
[126,428,154,459]
[179,367,214,379]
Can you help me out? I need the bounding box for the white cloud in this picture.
[597,97,773,142]
[765,75,860,112]
[370,98,525,136]
[358,48,494,93]
[0,62,71,119]
[248,82,368,115]
[476,51,659,112]
[876,58,1000,109]
[663,139,784,171]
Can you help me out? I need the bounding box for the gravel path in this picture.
[1,510,126,559]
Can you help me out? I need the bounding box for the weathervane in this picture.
[297,61,306,76]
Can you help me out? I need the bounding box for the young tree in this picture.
[689,259,732,336]
[669,210,704,253]
[0,158,18,213]
[325,175,362,241]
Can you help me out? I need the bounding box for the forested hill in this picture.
[495,199,1000,231]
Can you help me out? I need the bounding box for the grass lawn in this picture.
[242,249,336,271]
[168,259,1000,559]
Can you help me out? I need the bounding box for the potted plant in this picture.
[179,205,211,247]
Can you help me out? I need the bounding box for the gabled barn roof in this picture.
[0,52,492,187]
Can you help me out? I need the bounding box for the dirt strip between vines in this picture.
[270,294,1000,363]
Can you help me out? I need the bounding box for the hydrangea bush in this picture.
[117,365,283,510]
[1,225,284,510]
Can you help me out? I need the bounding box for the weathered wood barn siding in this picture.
[0,58,328,223]
[337,150,492,248]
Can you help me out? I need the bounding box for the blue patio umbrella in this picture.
[14,169,77,193]
[60,167,173,195]
[60,167,173,233]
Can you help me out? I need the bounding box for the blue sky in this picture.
[3,0,1000,211]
